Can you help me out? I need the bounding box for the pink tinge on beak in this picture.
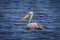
[20,13,31,21]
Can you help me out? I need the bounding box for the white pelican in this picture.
[20,11,43,30]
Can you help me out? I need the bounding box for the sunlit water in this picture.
[0,0,60,40]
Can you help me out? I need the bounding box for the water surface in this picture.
[0,0,60,40]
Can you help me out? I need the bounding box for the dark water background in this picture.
[0,0,60,40]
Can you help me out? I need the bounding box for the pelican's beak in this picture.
[20,13,31,21]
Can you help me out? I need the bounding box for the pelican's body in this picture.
[20,11,43,30]
[27,23,43,30]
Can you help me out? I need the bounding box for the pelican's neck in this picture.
[27,13,33,24]
[27,17,32,24]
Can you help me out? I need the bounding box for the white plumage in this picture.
[20,11,43,30]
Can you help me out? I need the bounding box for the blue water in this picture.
[0,0,60,40]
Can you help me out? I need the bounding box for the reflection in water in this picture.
[0,0,60,40]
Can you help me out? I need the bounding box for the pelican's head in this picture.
[28,11,33,14]
[20,11,33,22]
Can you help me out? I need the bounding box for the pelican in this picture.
[20,11,43,30]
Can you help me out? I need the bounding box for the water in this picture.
[0,0,60,40]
